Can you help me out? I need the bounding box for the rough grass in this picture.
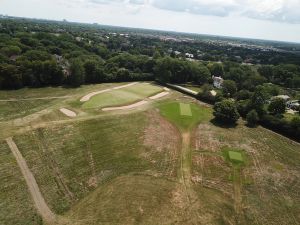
[67,175,187,225]
[192,121,300,225]
[0,83,126,121]
[82,83,163,109]
[0,141,42,225]
[158,101,213,130]
[0,100,53,121]
[13,112,178,216]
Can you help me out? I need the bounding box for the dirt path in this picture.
[179,132,194,202]
[60,108,77,118]
[80,82,139,102]
[5,137,57,224]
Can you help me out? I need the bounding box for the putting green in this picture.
[180,103,192,116]
[82,83,162,109]
[228,151,243,163]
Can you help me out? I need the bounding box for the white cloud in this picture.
[1,0,300,42]
[78,0,300,23]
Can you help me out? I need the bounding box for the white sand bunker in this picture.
[149,91,169,100]
[102,100,148,111]
[60,108,77,117]
[80,82,139,102]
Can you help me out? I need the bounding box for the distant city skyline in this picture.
[1,0,300,43]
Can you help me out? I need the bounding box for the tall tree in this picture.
[68,59,85,87]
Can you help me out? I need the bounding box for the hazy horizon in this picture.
[1,0,300,43]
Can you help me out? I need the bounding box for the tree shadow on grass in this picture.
[210,118,238,129]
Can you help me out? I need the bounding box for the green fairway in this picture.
[82,83,162,109]
[179,103,192,116]
[158,101,212,130]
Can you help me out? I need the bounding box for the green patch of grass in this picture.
[179,103,192,116]
[222,147,246,167]
[0,141,42,225]
[82,83,162,109]
[158,101,212,130]
[228,151,243,163]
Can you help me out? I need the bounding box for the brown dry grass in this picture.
[143,110,181,178]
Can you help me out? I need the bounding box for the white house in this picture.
[212,76,224,89]
[185,53,194,58]
[272,95,291,102]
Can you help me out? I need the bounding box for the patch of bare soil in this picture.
[193,124,221,152]
[143,110,180,177]
[60,108,77,118]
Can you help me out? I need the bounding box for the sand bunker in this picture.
[60,108,77,117]
[149,91,169,100]
[102,100,148,111]
[80,82,139,102]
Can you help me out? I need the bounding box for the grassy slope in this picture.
[82,83,162,109]
[13,111,179,217]
[192,121,300,225]
[0,141,42,225]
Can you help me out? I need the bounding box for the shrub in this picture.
[213,99,240,124]
[246,110,259,127]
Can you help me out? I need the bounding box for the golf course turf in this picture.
[82,83,163,109]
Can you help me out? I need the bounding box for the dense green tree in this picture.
[209,63,224,77]
[268,98,286,115]
[213,100,240,124]
[222,80,237,97]
[68,59,85,87]
[246,110,259,127]
[192,63,211,84]
[0,45,21,56]
[0,64,23,89]
[250,85,270,115]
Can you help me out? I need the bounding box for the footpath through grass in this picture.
[0,141,42,225]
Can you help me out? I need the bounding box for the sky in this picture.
[1,0,300,43]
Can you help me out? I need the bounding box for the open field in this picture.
[82,83,163,109]
[0,82,299,225]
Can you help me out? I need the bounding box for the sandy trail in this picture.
[102,100,148,111]
[60,108,77,118]
[179,132,193,201]
[5,137,56,224]
[149,91,169,100]
[80,82,139,102]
